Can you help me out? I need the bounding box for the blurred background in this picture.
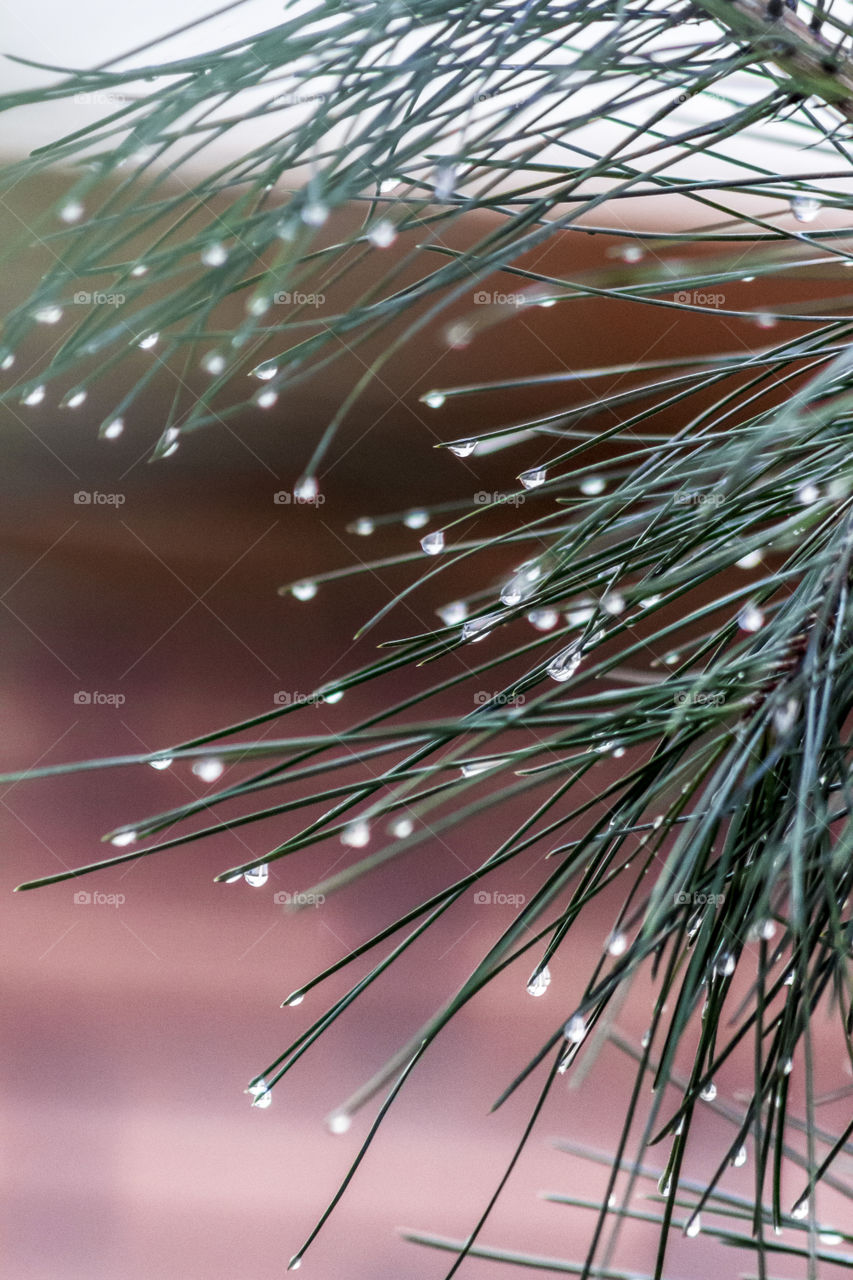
[3,10,853,1280]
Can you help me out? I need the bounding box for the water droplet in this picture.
[201,241,229,267]
[796,482,819,505]
[353,517,375,536]
[287,1257,302,1272]
[520,466,547,490]
[192,758,224,783]
[246,294,271,317]
[131,263,148,277]
[658,1173,672,1196]
[327,1111,352,1134]
[602,592,625,616]
[248,1078,268,1096]
[102,418,124,440]
[547,641,583,683]
[685,1214,701,1238]
[62,388,87,409]
[742,275,755,283]
[148,756,173,770]
[341,819,370,848]
[60,200,84,223]
[733,1144,748,1167]
[138,332,159,350]
[403,509,429,529]
[791,196,821,223]
[322,689,344,704]
[580,476,605,495]
[738,604,764,632]
[432,165,456,201]
[791,1198,808,1220]
[754,312,777,330]
[527,608,559,631]
[526,965,551,997]
[501,561,543,607]
[302,198,330,228]
[0,352,14,370]
[244,864,269,888]
[819,1232,843,1245]
[367,219,397,248]
[109,830,137,847]
[253,361,278,381]
[448,439,476,458]
[294,475,319,503]
[462,611,502,642]
[252,1089,272,1108]
[460,759,503,777]
[291,580,317,602]
[422,391,446,409]
[748,918,776,941]
[421,530,445,555]
[438,600,467,626]
[284,992,304,1007]
[784,970,795,986]
[607,930,627,956]
[782,1056,793,1074]
[612,745,626,758]
[33,304,63,325]
[203,352,226,376]
[255,389,278,409]
[22,385,45,407]
[391,817,414,838]
[700,1081,717,1101]
[564,1014,587,1044]
[566,605,595,626]
[641,1030,651,1049]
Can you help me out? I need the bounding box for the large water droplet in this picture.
[432,165,456,201]
[341,819,370,848]
[255,388,278,409]
[302,201,329,227]
[520,467,547,490]
[547,641,583,683]
[580,476,606,495]
[102,418,124,440]
[248,1078,268,1096]
[291,580,317,601]
[819,1231,844,1245]
[403,509,428,529]
[796,482,819,505]
[22,385,46,407]
[391,817,414,838]
[202,241,229,267]
[367,220,397,248]
[421,530,445,555]
[244,864,269,888]
[192,758,224,783]
[566,605,595,626]
[685,1214,701,1238]
[449,439,476,458]
[791,1198,809,1220]
[252,1089,272,1108]
[501,561,543,607]
[110,830,137,847]
[527,608,559,631]
[438,600,467,626]
[353,517,374,536]
[606,930,627,956]
[736,549,762,569]
[714,952,736,977]
[327,1111,352,1134]
[203,351,226,376]
[284,992,304,1007]
[422,391,446,409]
[63,389,87,409]
[526,965,551,997]
[148,756,173,770]
[621,244,644,263]
[33,304,63,325]
[460,759,504,777]
[138,332,159,350]
[253,361,278,381]
[791,196,821,223]
[564,1014,587,1044]
[287,1257,302,1271]
[733,1144,748,1168]
[0,352,14,371]
[700,1081,717,1101]
[602,592,625,616]
[657,1173,672,1196]
[461,611,501,642]
[294,476,319,503]
[60,200,84,223]
[738,604,764,632]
